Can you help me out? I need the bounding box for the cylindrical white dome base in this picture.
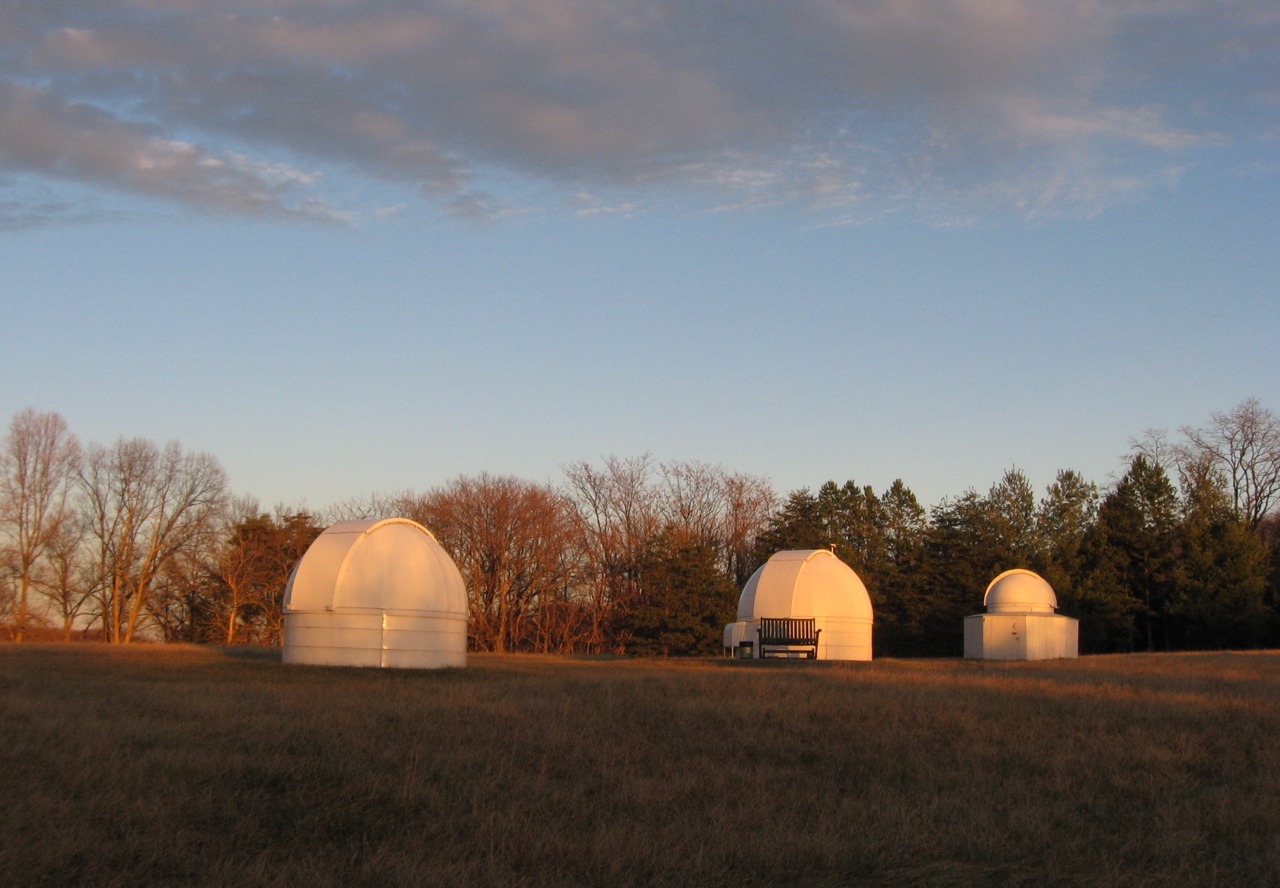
[283,612,467,669]
[723,616,873,661]
[816,617,873,661]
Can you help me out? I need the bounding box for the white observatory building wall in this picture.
[282,518,468,669]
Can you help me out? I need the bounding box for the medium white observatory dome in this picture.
[282,518,468,669]
[725,549,873,660]
[983,569,1058,614]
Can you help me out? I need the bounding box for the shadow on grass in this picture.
[215,645,283,662]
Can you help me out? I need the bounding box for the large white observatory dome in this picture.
[725,549,873,660]
[282,518,468,669]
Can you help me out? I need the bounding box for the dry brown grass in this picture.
[2,646,1278,887]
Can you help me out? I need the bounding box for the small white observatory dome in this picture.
[282,518,468,669]
[725,549,873,660]
[964,568,1077,661]
[984,569,1058,614]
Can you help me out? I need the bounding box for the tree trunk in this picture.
[15,571,30,642]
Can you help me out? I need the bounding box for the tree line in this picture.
[2,400,1279,656]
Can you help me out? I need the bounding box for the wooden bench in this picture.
[757,618,821,659]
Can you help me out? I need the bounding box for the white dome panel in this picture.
[334,521,466,614]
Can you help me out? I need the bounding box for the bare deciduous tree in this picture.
[562,456,775,649]
[562,455,661,652]
[1128,428,1178,473]
[658,460,726,543]
[399,474,579,653]
[0,409,81,641]
[1181,398,1280,529]
[320,492,393,524]
[38,517,95,641]
[198,505,323,646]
[720,470,778,585]
[209,496,268,645]
[78,438,228,643]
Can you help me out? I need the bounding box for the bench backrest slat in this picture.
[758,617,819,644]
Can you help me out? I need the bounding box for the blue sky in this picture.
[1,0,1277,512]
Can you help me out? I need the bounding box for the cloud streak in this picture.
[1,0,1274,226]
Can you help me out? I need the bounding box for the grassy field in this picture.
[2,646,1278,887]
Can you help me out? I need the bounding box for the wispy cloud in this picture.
[0,0,1274,227]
